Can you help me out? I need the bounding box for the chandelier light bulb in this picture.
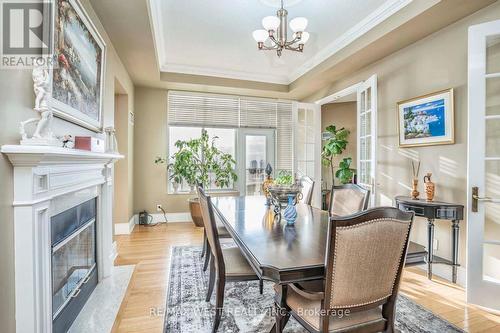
[253,29,269,43]
[262,16,280,31]
[297,31,310,44]
[289,17,308,32]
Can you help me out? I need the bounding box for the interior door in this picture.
[293,102,322,208]
[467,20,500,311]
[238,128,276,196]
[356,75,378,206]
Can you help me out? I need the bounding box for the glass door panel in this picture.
[238,129,275,196]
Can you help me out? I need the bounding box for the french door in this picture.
[237,128,276,196]
[357,75,378,206]
[293,102,322,208]
[467,19,500,311]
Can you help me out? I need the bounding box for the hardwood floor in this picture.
[112,223,500,333]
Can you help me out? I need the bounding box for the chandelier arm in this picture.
[268,34,279,46]
[284,37,302,46]
[284,45,303,52]
[261,44,279,51]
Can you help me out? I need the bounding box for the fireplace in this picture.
[1,145,123,332]
[51,197,98,332]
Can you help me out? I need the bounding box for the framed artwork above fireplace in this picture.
[51,0,106,132]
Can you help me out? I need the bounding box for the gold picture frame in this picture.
[397,88,455,148]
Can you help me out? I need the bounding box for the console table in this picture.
[395,196,464,283]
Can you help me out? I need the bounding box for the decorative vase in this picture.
[411,179,420,200]
[424,173,435,201]
[283,194,298,224]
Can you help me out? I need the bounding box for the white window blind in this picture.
[167,91,294,170]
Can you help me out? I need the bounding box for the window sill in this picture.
[168,190,240,196]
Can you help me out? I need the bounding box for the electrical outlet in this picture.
[156,204,163,212]
[433,239,439,251]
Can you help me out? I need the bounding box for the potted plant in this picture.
[336,157,356,184]
[321,125,356,186]
[155,129,238,227]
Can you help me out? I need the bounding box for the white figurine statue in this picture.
[19,64,59,146]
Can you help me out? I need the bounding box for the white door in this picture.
[356,75,378,206]
[293,102,322,208]
[237,128,276,196]
[467,20,500,311]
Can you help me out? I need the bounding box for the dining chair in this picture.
[198,183,232,272]
[299,175,315,205]
[329,183,370,216]
[198,186,262,332]
[274,207,414,333]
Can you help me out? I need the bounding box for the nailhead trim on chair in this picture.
[329,218,411,309]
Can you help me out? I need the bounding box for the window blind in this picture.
[167,91,294,170]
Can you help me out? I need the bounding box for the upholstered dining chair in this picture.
[329,184,370,216]
[198,183,232,272]
[299,176,315,205]
[198,187,262,332]
[274,207,414,333]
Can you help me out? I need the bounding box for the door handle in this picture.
[472,186,500,212]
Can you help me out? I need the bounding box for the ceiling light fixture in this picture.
[253,0,309,57]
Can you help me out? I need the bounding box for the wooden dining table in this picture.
[212,195,329,285]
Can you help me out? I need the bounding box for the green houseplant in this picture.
[321,124,356,186]
[155,129,238,226]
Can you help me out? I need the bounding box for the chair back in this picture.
[299,176,315,205]
[197,186,225,276]
[323,207,413,315]
[329,184,370,216]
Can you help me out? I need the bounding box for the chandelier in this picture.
[252,0,309,57]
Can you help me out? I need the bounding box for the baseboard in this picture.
[138,212,192,224]
[414,263,466,287]
[114,215,137,235]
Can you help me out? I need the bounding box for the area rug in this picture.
[165,246,463,333]
[69,265,134,333]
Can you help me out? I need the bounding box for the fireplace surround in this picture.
[1,145,123,333]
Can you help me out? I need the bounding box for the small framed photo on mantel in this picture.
[397,88,455,148]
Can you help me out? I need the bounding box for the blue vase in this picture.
[283,194,297,224]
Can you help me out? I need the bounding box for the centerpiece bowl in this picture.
[268,184,302,214]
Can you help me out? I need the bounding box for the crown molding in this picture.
[150,0,412,85]
[288,0,413,82]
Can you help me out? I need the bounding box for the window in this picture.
[168,126,236,192]
[167,91,294,194]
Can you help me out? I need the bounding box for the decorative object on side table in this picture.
[19,64,60,146]
[105,126,119,153]
[398,88,454,147]
[261,163,274,206]
[51,0,106,132]
[424,173,435,201]
[410,160,421,200]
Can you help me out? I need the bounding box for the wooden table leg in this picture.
[269,284,289,333]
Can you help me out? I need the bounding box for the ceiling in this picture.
[90,0,498,100]
[152,0,397,84]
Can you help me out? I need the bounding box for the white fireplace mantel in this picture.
[1,145,123,333]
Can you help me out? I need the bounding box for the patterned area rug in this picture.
[165,246,464,333]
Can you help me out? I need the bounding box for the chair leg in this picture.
[274,302,284,333]
[212,277,225,333]
[259,279,263,295]
[206,258,215,302]
[201,229,207,258]
[203,243,211,271]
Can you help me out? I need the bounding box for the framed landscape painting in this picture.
[51,0,106,132]
[397,89,454,148]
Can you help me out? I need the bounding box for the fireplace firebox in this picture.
[51,197,98,333]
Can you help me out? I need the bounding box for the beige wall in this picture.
[321,102,357,187]
[0,0,133,330]
[114,93,134,226]
[133,87,194,213]
[304,2,500,273]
